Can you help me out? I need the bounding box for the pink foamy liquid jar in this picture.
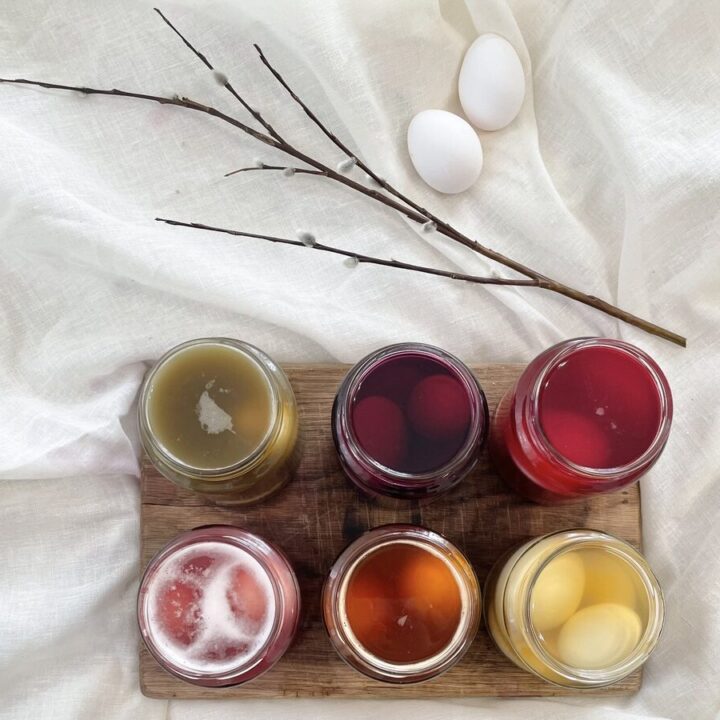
[137,525,300,687]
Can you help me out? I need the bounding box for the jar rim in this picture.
[518,529,665,687]
[138,337,281,479]
[338,342,488,488]
[527,337,673,480]
[136,525,295,684]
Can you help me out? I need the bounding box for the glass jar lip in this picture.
[528,337,673,479]
[137,525,290,684]
[339,342,488,486]
[325,524,480,682]
[520,528,665,686]
[138,337,281,478]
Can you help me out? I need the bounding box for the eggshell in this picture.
[226,566,267,625]
[557,603,643,669]
[459,34,525,131]
[581,549,638,608]
[407,374,471,441]
[397,549,462,620]
[530,551,585,633]
[345,570,387,645]
[156,580,203,646]
[407,110,483,194]
[352,395,408,469]
[539,408,611,469]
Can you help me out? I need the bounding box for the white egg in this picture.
[530,551,585,633]
[581,549,638,609]
[458,33,526,131]
[406,109,483,194]
[557,603,643,669]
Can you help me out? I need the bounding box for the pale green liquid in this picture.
[147,344,273,470]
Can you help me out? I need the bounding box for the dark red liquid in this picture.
[539,346,662,468]
[351,356,472,473]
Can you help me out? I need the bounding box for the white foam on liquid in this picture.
[146,541,275,674]
[195,385,235,435]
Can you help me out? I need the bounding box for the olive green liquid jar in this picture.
[139,338,299,505]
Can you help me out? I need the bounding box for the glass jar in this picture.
[322,524,481,683]
[484,529,664,688]
[489,337,672,503]
[139,338,299,505]
[332,343,488,502]
[137,525,300,687]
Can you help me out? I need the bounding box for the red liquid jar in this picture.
[489,338,673,503]
[332,343,488,502]
[137,525,300,687]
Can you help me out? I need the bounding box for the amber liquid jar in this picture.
[139,338,299,505]
[332,343,488,502]
[322,525,481,684]
[137,525,300,687]
[484,529,664,689]
[489,337,672,503]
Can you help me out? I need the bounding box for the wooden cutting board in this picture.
[140,363,642,699]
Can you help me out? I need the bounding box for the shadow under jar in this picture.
[322,524,481,684]
[137,525,300,687]
[139,338,299,505]
[489,337,672,503]
[484,529,664,689]
[332,343,488,502]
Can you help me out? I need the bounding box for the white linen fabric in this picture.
[1,0,718,718]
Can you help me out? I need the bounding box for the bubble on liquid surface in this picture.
[146,542,275,674]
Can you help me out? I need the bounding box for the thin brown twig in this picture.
[155,217,541,287]
[0,76,280,146]
[253,43,432,219]
[0,17,687,347]
[153,7,283,142]
[224,164,324,178]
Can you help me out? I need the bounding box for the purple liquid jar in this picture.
[332,343,488,501]
[137,525,300,687]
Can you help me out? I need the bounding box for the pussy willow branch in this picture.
[157,10,685,347]
[0,8,686,346]
[253,43,430,220]
[225,164,323,177]
[0,77,280,146]
[250,44,687,348]
[153,7,283,143]
[155,218,540,287]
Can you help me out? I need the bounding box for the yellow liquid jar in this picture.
[139,338,299,505]
[484,529,664,688]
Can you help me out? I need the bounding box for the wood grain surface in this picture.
[140,363,642,699]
